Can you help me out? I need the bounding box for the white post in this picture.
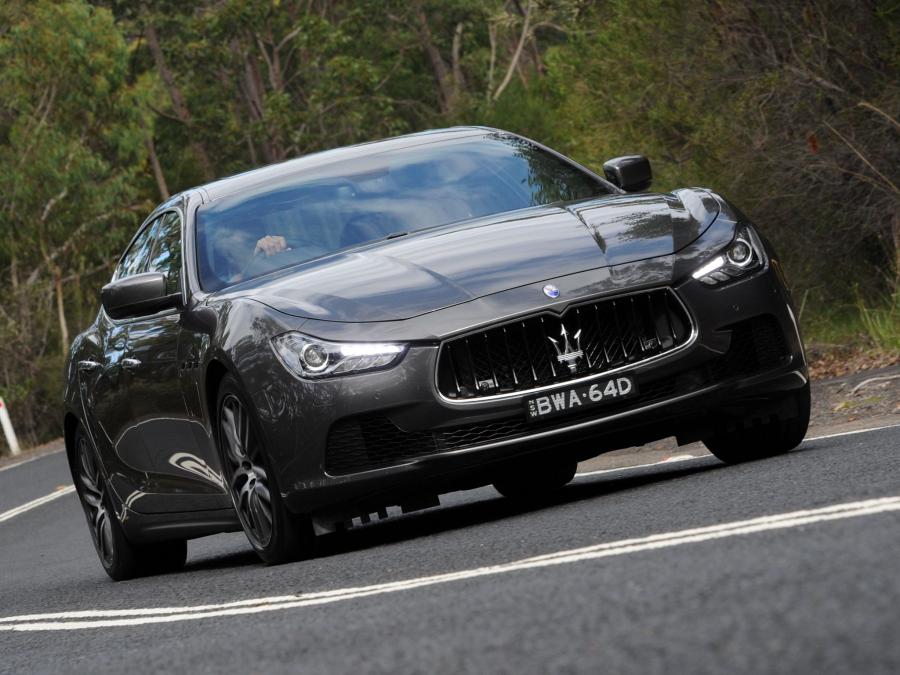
[0,397,22,456]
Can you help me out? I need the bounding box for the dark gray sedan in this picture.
[64,127,809,579]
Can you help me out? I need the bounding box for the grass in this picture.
[857,291,900,352]
[801,291,900,353]
[802,307,871,347]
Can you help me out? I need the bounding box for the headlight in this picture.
[691,225,765,286]
[272,333,407,379]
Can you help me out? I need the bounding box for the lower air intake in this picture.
[324,315,790,476]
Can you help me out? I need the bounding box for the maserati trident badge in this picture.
[548,325,584,373]
[543,284,560,299]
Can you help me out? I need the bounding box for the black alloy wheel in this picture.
[76,430,116,568]
[73,425,186,581]
[219,392,275,549]
[216,374,311,564]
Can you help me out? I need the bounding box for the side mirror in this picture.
[602,155,652,192]
[101,272,180,320]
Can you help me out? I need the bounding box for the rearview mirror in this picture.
[101,273,180,320]
[602,155,652,192]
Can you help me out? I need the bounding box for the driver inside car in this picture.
[217,190,348,283]
[224,233,291,283]
[253,234,290,258]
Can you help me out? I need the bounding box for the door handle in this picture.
[121,358,142,371]
[77,360,102,373]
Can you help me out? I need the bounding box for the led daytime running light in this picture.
[272,333,406,379]
[691,226,764,286]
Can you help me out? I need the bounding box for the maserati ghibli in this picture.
[64,128,810,579]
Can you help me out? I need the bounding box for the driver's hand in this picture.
[253,235,289,257]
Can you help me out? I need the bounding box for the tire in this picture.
[215,374,313,564]
[493,457,578,500]
[72,425,186,581]
[703,382,811,464]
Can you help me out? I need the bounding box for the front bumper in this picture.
[252,262,806,517]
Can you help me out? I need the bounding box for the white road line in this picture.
[806,422,900,442]
[1,494,898,632]
[575,455,704,479]
[0,486,75,524]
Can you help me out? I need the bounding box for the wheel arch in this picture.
[204,358,230,426]
[63,411,81,473]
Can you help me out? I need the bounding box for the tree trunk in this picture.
[144,23,216,182]
[238,48,278,163]
[412,0,454,114]
[493,0,533,101]
[54,269,69,354]
[451,22,466,100]
[146,136,170,200]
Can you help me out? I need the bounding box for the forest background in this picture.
[1,0,897,446]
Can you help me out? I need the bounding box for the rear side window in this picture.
[115,217,161,280]
[146,212,182,294]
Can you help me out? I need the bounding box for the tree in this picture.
[0,0,149,442]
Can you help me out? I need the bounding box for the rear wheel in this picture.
[703,382,811,464]
[216,374,312,564]
[73,426,186,581]
[493,457,578,500]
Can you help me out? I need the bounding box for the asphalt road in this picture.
[0,425,898,674]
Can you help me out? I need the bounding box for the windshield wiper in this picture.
[383,231,409,240]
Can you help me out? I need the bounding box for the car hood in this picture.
[228,190,719,322]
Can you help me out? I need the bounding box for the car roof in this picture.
[195,126,497,204]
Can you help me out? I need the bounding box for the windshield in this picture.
[195,134,613,291]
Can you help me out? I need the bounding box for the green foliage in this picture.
[858,291,900,352]
[801,291,900,354]
[0,0,148,267]
[0,0,150,445]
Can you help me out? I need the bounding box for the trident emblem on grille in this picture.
[548,325,583,373]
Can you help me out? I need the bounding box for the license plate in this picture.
[524,375,638,422]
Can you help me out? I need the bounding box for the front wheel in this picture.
[703,382,811,464]
[216,374,313,564]
[72,426,186,581]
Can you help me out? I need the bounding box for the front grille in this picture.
[324,315,791,475]
[436,289,692,399]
